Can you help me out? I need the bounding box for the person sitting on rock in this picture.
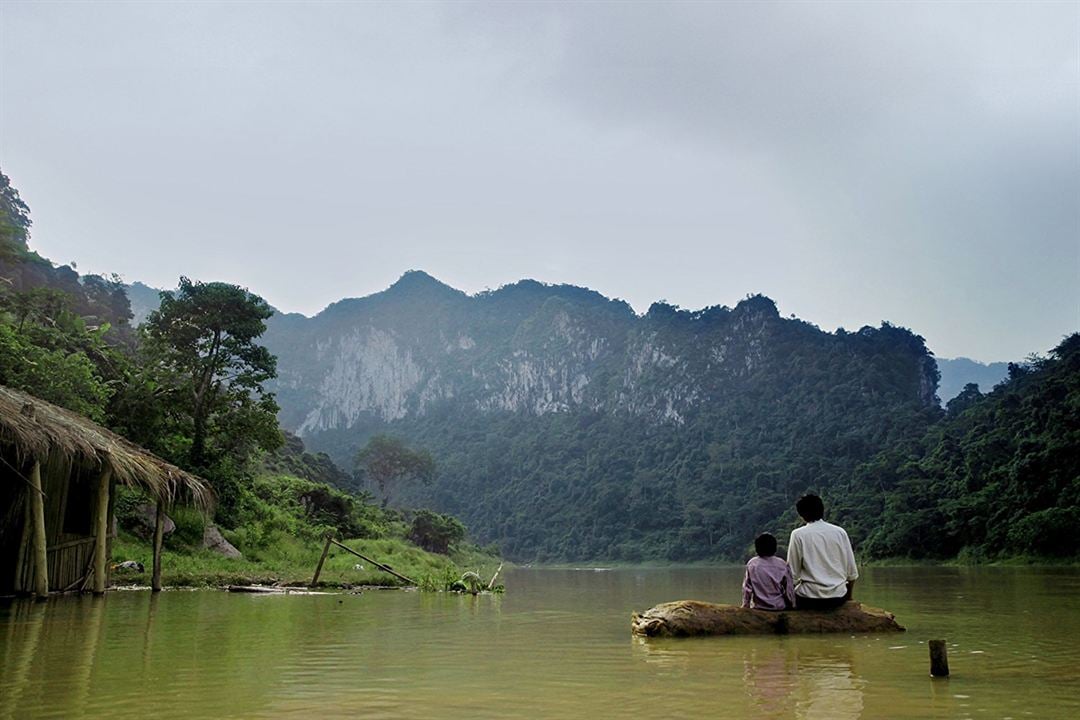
[787,494,859,610]
[741,532,796,610]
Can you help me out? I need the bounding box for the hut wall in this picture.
[0,452,28,595]
[3,451,114,594]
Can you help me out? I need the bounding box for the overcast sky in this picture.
[1,1,1077,361]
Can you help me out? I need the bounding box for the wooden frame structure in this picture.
[0,385,212,598]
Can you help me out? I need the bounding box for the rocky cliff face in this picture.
[264,271,938,438]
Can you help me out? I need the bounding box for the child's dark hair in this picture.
[754,532,777,557]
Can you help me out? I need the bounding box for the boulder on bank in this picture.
[202,525,243,559]
[128,503,176,539]
[631,600,905,637]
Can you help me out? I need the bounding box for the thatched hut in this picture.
[0,385,211,597]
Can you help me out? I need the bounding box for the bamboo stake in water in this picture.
[92,467,112,595]
[28,460,48,599]
[151,500,165,592]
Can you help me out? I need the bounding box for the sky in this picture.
[1,1,1077,362]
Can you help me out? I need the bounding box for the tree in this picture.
[144,277,280,471]
[0,169,31,260]
[354,434,435,507]
[0,287,121,421]
[408,509,466,554]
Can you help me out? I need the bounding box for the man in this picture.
[786,494,858,610]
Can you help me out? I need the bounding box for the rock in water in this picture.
[631,600,905,637]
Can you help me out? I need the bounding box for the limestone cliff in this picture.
[264,271,939,438]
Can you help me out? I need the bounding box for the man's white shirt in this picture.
[787,520,859,599]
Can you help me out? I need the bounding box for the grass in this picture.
[109,473,503,590]
[111,531,503,589]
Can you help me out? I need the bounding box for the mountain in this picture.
[126,281,166,326]
[936,357,1010,403]
[259,270,942,561]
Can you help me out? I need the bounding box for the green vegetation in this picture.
[355,434,435,507]
[842,335,1080,561]
[109,456,499,588]
[0,169,497,588]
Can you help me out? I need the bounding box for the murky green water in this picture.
[2,567,1079,719]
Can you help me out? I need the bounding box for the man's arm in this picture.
[787,532,802,580]
[841,528,858,599]
[844,579,856,600]
[741,568,753,608]
[783,563,796,609]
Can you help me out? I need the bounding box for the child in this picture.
[741,532,796,611]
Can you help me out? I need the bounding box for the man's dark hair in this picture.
[796,494,825,522]
[754,532,777,557]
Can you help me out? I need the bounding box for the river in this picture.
[2,566,1079,719]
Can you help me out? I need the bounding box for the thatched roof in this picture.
[0,385,213,511]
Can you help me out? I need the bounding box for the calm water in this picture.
[2,567,1079,719]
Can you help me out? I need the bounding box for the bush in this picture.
[408,509,466,554]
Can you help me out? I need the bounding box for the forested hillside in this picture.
[841,336,1080,560]
[261,271,944,561]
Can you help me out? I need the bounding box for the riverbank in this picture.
[109,470,503,590]
[111,531,502,589]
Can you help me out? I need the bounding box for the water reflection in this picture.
[791,646,863,720]
[740,643,865,719]
[1,600,46,720]
[630,635,692,674]
[2,567,1079,719]
[741,645,797,718]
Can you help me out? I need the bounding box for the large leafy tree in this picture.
[355,434,436,507]
[144,277,281,472]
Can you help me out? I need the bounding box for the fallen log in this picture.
[631,600,905,637]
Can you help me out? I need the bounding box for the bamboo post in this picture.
[151,500,165,592]
[929,639,950,678]
[486,563,503,591]
[328,538,415,585]
[92,466,112,595]
[14,493,32,593]
[311,534,333,586]
[28,460,48,599]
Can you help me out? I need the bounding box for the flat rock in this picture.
[202,525,243,559]
[631,600,905,637]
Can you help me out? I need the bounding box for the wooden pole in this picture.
[328,538,415,585]
[92,466,112,595]
[486,563,504,591]
[929,639,950,678]
[151,500,165,592]
[28,460,49,599]
[311,534,333,586]
[14,492,32,593]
